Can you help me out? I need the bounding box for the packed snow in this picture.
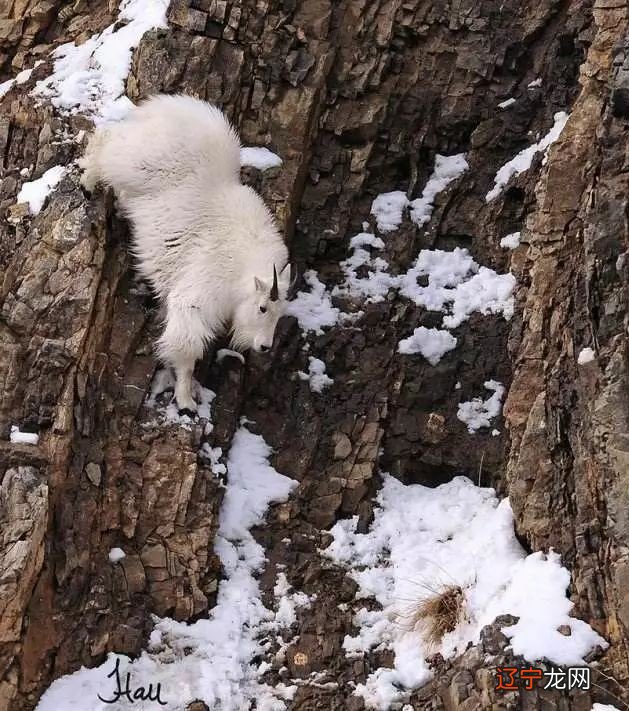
[398,326,457,365]
[33,0,169,124]
[16,165,66,215]
[485,111,569,202]
[498,98,516,109]
[298,356,334,393]
[528,77,543,88]
[457,380,505,433]
[500,232,521,249]
[9,426,39,445]
[577,347,596,365]
[108,548,126,563]
[325,474,607,710]
[286,269,341,334]
[37,426,301,711]
[240,147,283,170]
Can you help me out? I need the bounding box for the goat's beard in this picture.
[228,327,250,353]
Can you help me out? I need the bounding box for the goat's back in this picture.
[94,94,241,198]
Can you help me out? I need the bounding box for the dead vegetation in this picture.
[395,583,466,648]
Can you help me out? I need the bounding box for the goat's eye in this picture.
[259,305,267,314]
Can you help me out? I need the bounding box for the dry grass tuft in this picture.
[395,583,466,648]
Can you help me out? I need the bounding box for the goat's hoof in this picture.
[178,407,197,418]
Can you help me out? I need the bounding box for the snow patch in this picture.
[240,147,282,170]
[16,165,66,215]
[370,191,408,233]
[441,269,516,328]
[398,327,457,366]
[287,270,341,334]
[498,98,516,109]
[457,380,505,433]
[325,474,607,709]
[9,426,39,445]
[33,0,169,124]
[577,347,596,365]
[350,233,385,250]
[296,248,513,346]
[369,154,468,234]
[273,572,315,628]
[0,61,44,99]
[409,153,469,228]
[199,444,227,476]
[298,356,334,393]
[399,248,515,329]
[0,79,14,99]
[108,548,126,563]
[333,232,398,303]
[485,112,569,202]
[500,232,521,250]
[290,155,511,343]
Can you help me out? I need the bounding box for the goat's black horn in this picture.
[270,265,279,301]
[289,263,299,290]
[285,263,300,299]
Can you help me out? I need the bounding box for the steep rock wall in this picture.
[0,0,626,708]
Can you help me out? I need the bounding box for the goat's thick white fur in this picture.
[80,94,290,412]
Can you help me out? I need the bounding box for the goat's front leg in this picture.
[172,354,197,416]
[78,127,108,193]
[157,297,210,416]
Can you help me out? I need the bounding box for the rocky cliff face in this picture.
[0,0,627,709]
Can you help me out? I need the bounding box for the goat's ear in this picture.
[254,276,266,292]
[279,263,291,286]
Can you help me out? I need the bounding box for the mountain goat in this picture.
[80,94,293,414]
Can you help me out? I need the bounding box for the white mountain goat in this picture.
[80,94,294,414]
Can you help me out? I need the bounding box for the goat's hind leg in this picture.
[157,298,209,416]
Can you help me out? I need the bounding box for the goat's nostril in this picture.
[259,345,270,352]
